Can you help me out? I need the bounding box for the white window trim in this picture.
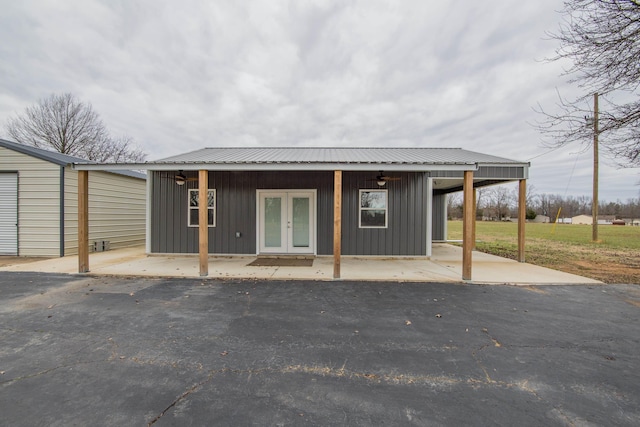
[188,188,216,227]
[359,189,388,228]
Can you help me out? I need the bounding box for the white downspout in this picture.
[426,176,433,257]
[145,171,152,254]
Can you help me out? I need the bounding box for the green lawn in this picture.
[447,221,640,283]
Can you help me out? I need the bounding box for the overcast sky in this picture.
[1,0,638,201]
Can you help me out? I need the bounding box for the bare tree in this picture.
[475,188,487,215]
[485,185,514,221]
[623,197,639,222]
[6,93,146,162]
[536,0,640,166]
[84,136,146,163]
[446,193,463,220]
[510,183,537,208]
[509,184,538,219]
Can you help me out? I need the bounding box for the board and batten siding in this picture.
[340,172,428,256]
[151,171,334,255]
[0,146,61,256]
[64,168,146,255]
[151,170,428,256]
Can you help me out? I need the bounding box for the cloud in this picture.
[0,0,637,200]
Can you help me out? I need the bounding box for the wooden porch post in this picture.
[462,170,474,280]
[78,170,89,273]
[198,170,209,276]
[333,170,342,279]
[518,179,526,262]
[472,188,477,250]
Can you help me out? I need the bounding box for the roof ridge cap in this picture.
[199,146,463,150]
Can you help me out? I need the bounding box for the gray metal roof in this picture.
[71,147,529,175]
[1,138,90,166]
[0,138,146,179]
[156,147,526,166]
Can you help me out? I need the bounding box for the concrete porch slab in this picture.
[0,244,602,285]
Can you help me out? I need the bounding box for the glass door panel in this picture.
[291,197,310,248]
[259,193,286,253]
[264,197,282,248]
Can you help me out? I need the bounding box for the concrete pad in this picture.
[0,244,602,284]
[0,256,50,268]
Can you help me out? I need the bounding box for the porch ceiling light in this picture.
[175,172,187,186]
[377,179,386,187]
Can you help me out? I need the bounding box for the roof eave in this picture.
[73,162,481,172]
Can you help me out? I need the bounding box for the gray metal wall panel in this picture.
[432,194,447,241]
[431,166,525,179]
[340,172,427,256]
[151,170,426,256]
[475,166,525,179]
[151,171,335,255]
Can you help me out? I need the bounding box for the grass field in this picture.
[447,221,640,284]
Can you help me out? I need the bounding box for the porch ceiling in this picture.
[433,178,514,193]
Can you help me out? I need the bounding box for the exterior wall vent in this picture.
[92,240,111,252]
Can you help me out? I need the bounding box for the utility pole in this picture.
[592,92,599,242]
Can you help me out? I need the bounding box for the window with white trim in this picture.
[188,189,216,227]
[359,189,387,228]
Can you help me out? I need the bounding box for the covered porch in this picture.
[0,244,601,285]
[72,147,531,281]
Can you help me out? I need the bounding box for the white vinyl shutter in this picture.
[0,173,18,255]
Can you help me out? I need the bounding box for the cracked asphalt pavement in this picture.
[0,272,639,426]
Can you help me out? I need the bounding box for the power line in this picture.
[563,152,581,198]
[526,146,565,162]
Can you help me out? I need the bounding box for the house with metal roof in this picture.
[73,147,529,280]
[0,138,146,257]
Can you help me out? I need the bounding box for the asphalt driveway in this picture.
[0,273,638,426]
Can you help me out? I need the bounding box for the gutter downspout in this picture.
[146,172,152,254]
[425,174,433,257]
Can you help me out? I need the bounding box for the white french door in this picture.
[258,190,315,254]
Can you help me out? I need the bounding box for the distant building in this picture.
[531,215,550,223]
[598,215,616,225]
[570,214,617,225]
[572,215,592,225]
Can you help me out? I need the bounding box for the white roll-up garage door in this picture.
[0,173,18,255]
